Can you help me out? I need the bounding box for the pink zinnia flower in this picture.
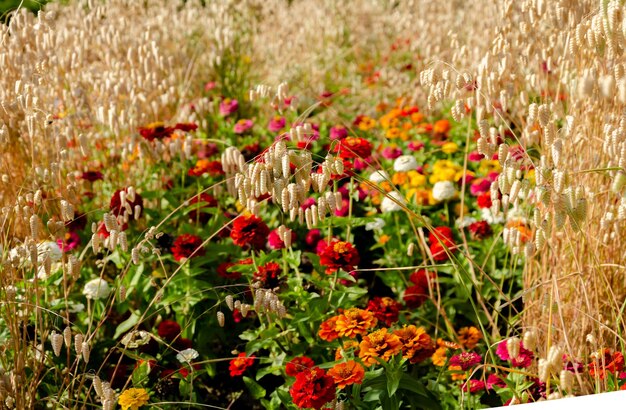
[449,352,482,370]
[234,119,253,134]
[329,125,348,140]
[470,179,492,196]
[408,141,425,151]
[486,374,506,389]
[495,340,534,368]
[468,151,484,162]
[381,146,403,159]
[268,116,286,132]
[219,98,238,116]
[58,231,81,252]
[268,228,295,250]
[462,379,486,394]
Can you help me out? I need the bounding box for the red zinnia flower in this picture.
[158,320,181,342]
[81,170,103,182]
[428,226,455,262]
[333,137,373,159]
[467,220,492,240]
[366,297,401,327]
[403,269,436,308]
[477,192,492,209]
[254,261,283,289]
[229,352,255,377]
[286,356,316,377]
[318,239,360,274]
[230,215,270,249]
[171,234,205,261]
[110,188,143,221]
[289,367,336,410]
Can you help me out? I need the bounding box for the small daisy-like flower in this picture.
[176,348,199,364]
[118,387,150,410]
[393,155,418,172]
[82,278,111,300]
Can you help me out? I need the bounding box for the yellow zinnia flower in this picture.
[441,142,458,154]
[118,388,150,410]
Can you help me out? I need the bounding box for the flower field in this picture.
[0,0,625,409]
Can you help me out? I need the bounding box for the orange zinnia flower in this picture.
[335,308,378,339]
[432,346,448,367]
[358,328,403,366]
[458,326,483,349]
[328,360,365,389]
[393,325,435,364]
[318,316,340,342]
[433,119,451,134]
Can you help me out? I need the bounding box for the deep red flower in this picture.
[188,193,217,224]
[333,137,373,159]
[289,367,336,410]
[157,320,181,342]
[589,350,625,379]
[318,240,360,274]
[468,220,492,240]
[254,261,283,289]
[477,192,492,209]
[403,269,436,308]
[285,356,316,377]
[139,122,174,141]
[230,215,270,249]
[229,352,255,377]
[171,234,205,261]
[110,188,143,220]
[366,297,401,327]
[81,170,103,182]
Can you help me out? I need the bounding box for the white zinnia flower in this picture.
[381,191,405,212]
[455,216,477,228]
[37,241,63,262]
[176,348,199,363]
[481,207,504,225]
[82,278,111,300]
[432,181,457,202]
[369,170,389,183]
[365,218,386,231]
[393,155,418,172]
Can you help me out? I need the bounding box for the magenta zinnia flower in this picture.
[495,340,534,368]
[268,116,286,132]
[219,98,238,116]
[58,231,81,252]
[234,119,253,134]
[449,352,482,370]
[329,125,348,140]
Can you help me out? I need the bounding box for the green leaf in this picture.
[114,311,140,339]
[243,376,266,399]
